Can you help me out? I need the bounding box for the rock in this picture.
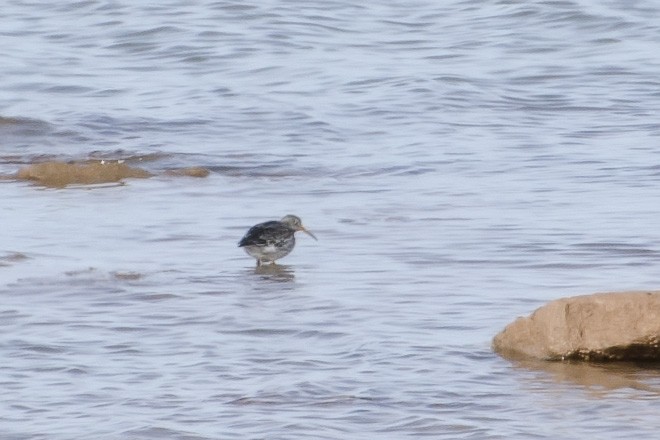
[16,161,152,187]
[13,161,210,187]
[492,291,660,361]
[164,166,210,178]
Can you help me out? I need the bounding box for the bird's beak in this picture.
[300,226,318,241]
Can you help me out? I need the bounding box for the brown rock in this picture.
[493,291,660,361]
[16,161,152,187]
[164,166,210,178]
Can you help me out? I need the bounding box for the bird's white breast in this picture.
[262,245,278,254]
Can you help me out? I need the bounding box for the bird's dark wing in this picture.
[238,221,294,247]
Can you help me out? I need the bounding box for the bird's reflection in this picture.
[251,263,295,283]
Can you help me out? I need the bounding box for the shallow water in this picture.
[2,0,660,438]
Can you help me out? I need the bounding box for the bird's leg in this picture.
[256,259,263,267]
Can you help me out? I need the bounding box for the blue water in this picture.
[2,1,660,438]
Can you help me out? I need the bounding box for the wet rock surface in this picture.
[493,291,660,362]
[8,160,209,187]
[16,161,152,187]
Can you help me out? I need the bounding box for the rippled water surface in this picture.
[2,1,660,438]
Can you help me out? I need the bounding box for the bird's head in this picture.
[280,215,317,240]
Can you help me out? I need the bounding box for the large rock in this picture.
[493,291,660,361]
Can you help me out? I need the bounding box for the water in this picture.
[2,0,660,438]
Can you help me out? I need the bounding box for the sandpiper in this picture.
[238,215,317,266]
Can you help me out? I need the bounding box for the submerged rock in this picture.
[493,291,660,361]
[13,161,210,187]
[164,166,210,178]
[16,161,152,187]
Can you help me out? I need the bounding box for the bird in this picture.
[238,215,317,266]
